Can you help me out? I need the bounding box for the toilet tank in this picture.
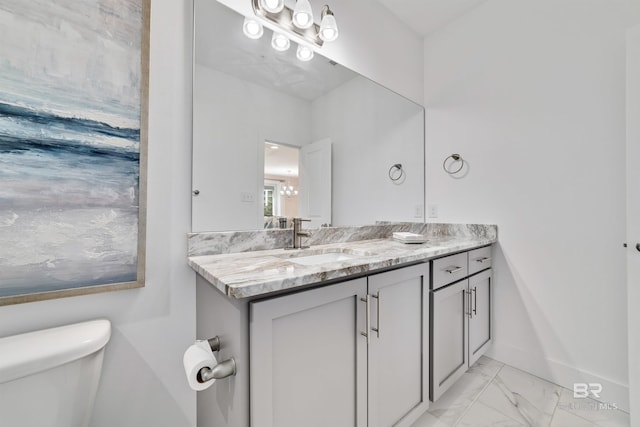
[0,319,111,427]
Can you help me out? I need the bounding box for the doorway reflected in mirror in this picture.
[263,141,299,229]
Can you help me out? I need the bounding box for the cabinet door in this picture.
[250,278,368,427]
[468,269,492,366]
[368,263,429,427]
[430,279,469,402]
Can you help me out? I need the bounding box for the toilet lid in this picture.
[0,319,111,384]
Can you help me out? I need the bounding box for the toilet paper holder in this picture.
[197,336,237,384]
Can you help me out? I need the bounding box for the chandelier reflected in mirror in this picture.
[280,183,298,197]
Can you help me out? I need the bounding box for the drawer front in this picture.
[432,252,468,290]
[468,246,492,276]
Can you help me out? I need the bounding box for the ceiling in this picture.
[264,142,299,178]
[195,0,357,102]
[375,0,487,36]
[194,0,485,103]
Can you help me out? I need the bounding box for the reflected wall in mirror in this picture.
[192,0,425,232]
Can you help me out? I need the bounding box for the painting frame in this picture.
[0,0,150,306]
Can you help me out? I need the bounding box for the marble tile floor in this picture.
[411,356,630,427]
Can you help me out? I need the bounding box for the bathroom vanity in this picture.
[190,2,495,425]
[430,246,493,402]
[188,223,496,427]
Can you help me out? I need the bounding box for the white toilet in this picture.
[0,319,111,427]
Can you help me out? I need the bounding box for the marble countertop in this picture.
[188,235,496,299]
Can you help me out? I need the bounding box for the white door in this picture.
[626,24,640,424]
[299,139,331,228]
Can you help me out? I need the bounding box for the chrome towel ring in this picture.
[388,163,404,182]
[443,154,464,175]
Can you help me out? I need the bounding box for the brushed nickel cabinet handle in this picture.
[473,287,477,315]
[476,257,491,263]
[360,295,371,344]
[445,266,464,274]
[371,292,380,338]
[466,290,473,319]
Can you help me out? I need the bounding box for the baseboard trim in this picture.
[486,342,629,412]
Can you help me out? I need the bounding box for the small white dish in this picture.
[392,232,427,244]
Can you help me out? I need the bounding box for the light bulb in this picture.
[319,7,338,42]
[296,44,314,62]
[271,32,290,52]
[242,17,264,39]
[292,0,314,29]
[260,0,284,13]
[294,12,311,28]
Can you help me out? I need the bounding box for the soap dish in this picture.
[392,232,427,244]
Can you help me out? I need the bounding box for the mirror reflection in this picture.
[192,0,425,232]
[263,141,300,229]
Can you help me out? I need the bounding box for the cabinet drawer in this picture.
[432,252,468,290]
[468,246,492,276]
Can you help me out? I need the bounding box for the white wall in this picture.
[192,65,311,232]
[217,0,424,104]
[311,76,424,225]
[423,0,640,409]
[0,0,197,426]
[0,1,425,426]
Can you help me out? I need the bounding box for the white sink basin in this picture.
[288,252,357,266]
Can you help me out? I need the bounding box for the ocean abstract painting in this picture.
[0,0,148,302]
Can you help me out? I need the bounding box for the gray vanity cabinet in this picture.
[250,263,429,427]
[250,278,368,427]
[367,263,429,427]
[468,269,492,367]
[430,278,469,402]
[430,248,493,402]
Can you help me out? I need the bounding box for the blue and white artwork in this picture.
[0,0,145,298]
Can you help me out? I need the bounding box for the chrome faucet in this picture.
[288,218,312,249]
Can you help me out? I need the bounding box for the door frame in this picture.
[626,24,640,425]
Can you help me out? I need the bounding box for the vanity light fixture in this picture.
[292,0,314,29]
[318,5,338,42]
[260,0,284,14]
[296,44,314,61]
[271,32,290,51]
[242,17,264,39]
[251,0,339,49]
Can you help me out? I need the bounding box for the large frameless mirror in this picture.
[192,0,425,232]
